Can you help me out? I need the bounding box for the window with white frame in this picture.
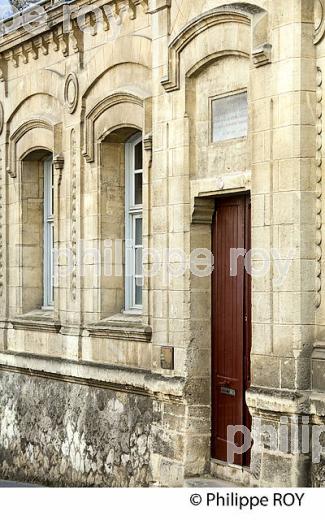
[125,133,143,311]
[43,158,54,308]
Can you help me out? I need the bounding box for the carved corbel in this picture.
[139,0,149,13]
[251,9,271,67]
[68,21,84,67]
[252,43,272,67]
[24,41,38,61]
[112,0,122,24]
[53,153,64,186]
[33,36,48,56]
[57,26,69,56]
[101,6,110,31]
[53,27,68,56]
[15,46,28,65]
[4,50,18,68]
[192,198,215,225]
[7,166,15,179]
[45,32,59,52]
[127,0,136,19]
[53,153,64,170]
[70,20,84,53]
[143,133,152,167]
[87,12,98,36]
[0,54,8,96]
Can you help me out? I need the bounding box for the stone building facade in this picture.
[0,0,325,487]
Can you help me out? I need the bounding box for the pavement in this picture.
[0,480,38,487]
[184,477,239,487]
[0,477,237,488]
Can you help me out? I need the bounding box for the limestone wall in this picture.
[0,0,324,487]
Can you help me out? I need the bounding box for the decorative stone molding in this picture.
[315,0,325,45]
[192,198,215,225]
[0,1,150,71]
[87,319,152,343]
[0,54,8,95]
[33,36,48,57]
[64,73,79,114]
[83,92,143,162]
[2,34,63,69]
[0,352,184,399]
[60,325,83,337]
[7,118,52,178]
[53,153,64,171]
[0,147,3,298]
[143,132,152,152]
[0,102,4,136]
[162,6,270,92]
[11,314,61,334]
[69,21,84,65]
[316,67,323,309]
[70,129,77,301]
[53,153,64,187]
[252,43,272,67]
[143,132,152,164]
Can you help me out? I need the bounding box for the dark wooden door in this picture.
[211,194,251,466]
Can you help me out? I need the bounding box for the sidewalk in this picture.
[0,480,38,487]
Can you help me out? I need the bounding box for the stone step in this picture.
[210,459,251,487]
[184,476,241,488]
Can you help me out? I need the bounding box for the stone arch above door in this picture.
[162,3,270,92]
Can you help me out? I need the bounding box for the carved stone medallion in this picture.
[64,72,79,113]
[315,0,325,44]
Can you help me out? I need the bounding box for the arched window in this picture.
[125,133,143,311]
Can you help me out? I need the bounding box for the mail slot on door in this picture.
[221,386,236,397]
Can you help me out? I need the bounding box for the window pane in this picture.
[44,159,54,307]
[212,92,248,142]
[134,172,142,205]
[50,223,54,304]
[135,248,142,276]
[135,282,142,306]
[135,217,142,246]
[134,141,143,170]
[51,167,54,216]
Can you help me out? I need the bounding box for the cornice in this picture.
[0,0,150,85]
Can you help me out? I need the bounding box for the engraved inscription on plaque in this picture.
[212,92,248,143]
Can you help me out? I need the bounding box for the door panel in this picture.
[211,194,251,466]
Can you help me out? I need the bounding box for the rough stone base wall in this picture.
[0,370,157,487]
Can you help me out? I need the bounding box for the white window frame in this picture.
[43,158,54,308]
[125,133,143,312]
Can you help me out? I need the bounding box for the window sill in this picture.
[87,313,152,343]
[11,309,60,334]
[122,308,142,317]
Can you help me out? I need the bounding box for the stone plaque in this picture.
[212,92,248,142]
[161,346,174,370]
